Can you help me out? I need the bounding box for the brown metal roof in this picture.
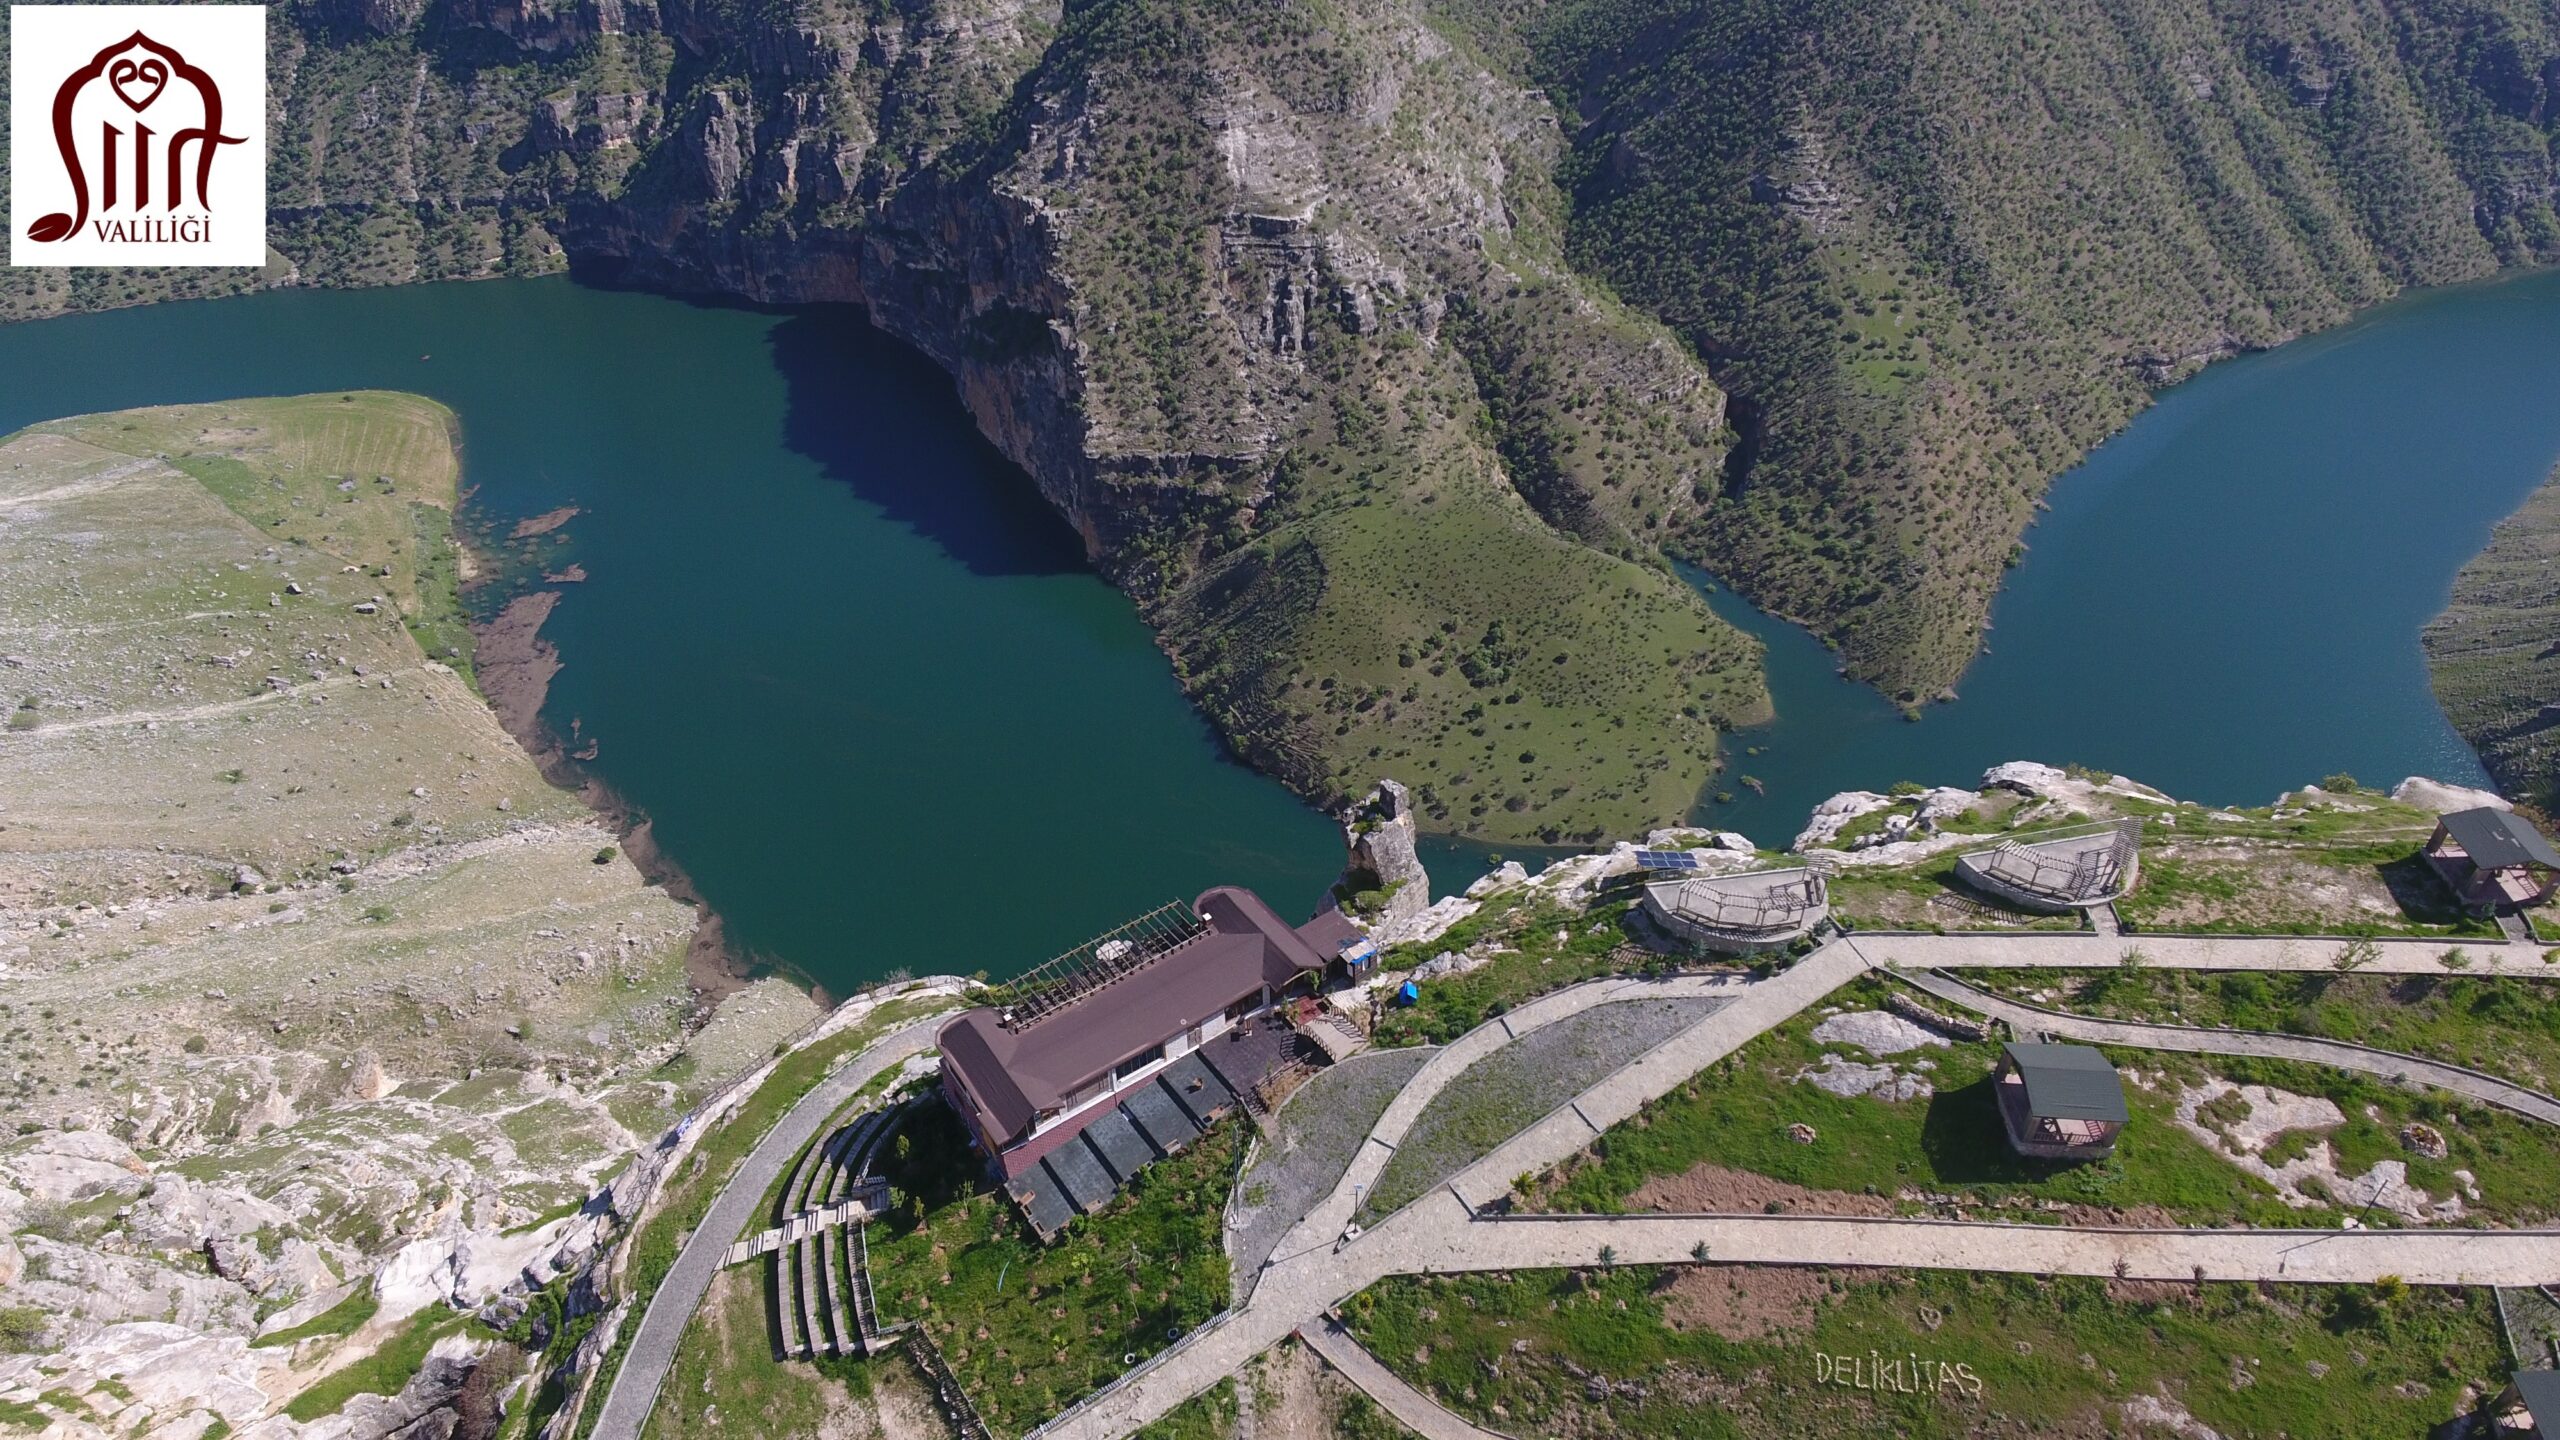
[2002,1042,2129,1124]
[938,887,1337,1149]
[2442,807,2560,872]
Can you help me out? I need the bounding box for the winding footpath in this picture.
[590,1007,954,1440]
[1026,930,2560,1440]
[1898,966,2560,1125]
[1861,929,2554,976]
[603,924,2560,1439]
[1297,1321,1519,1440]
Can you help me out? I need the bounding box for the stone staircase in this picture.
[744,1103,906,1359]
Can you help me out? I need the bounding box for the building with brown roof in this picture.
[938,887,1355,1192]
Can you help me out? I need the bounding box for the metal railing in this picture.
[997,902,1209,1031]
[1973,818,2140,902]
[1652,867,1829,935]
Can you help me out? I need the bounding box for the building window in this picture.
[1112,1044,1165,1085]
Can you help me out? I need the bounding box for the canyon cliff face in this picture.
[3,0,2556,838]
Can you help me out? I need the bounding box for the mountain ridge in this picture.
[3,0,2554,837]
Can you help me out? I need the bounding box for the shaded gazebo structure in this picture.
[1955,819,2141,915]
[2487,1368,2560,1437]
[1992,1042,2126,1160]
[1641,866,1829,955]
[2424,807,2560,918]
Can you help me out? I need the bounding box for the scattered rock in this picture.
[1787,1123,1818,1145]
[1809,1010,1950,1056]
[2399,1122,2448,1160]
[1797,1054,1933,1102]
[2123,1391,2226,1438]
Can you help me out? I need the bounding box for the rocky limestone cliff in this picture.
[5,0,2557,837]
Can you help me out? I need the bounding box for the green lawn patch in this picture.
[1346,1266,2501,1440]
[284,1305,479,1422]
[2164,1049,2560,1226]
[867,1099,1237,1438]
[1536,976,2306,1225]
[252,1288,380,1348]
[1967,968,2560,1095]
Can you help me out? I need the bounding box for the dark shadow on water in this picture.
[769,310,1089,579]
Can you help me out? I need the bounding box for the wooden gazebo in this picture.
[2487,1368,2560,1437]
[1993,1042,2126,1160]
[2424,807,2560,917]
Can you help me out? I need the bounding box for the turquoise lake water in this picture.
[0,280,1342,993]
[1,268,2555,986]
[1694,266,2560,844]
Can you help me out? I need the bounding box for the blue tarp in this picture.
[1396,980,1420,1005]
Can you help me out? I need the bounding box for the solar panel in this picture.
[1635,849,1703,871]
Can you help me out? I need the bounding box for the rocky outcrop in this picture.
[2391,777,2512,814]
[1338,780,1433,939]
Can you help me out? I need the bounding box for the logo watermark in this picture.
[9,4,267,266]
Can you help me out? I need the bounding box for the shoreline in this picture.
[465,556,757,1008]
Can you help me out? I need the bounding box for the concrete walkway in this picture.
[1326,972,1754,1227]
[1298,1322,1518,1440]
[1421,1210,2560,1286]
[591,1010,952,1440]
[1024,927,2560,1440]
[1028,944,1874,1440]
[1860,930,2551,975]
[1442,943,1871,1214]
[1899,967,2560,1126]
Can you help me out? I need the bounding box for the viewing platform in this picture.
[1954,819,2141,915]
[1641,866,1830,954]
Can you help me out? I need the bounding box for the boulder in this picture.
[204,1234,256,1282]
[2390,777,2510,814]
[1982,761,2073,797]
[1465,861,1529,897]
[1383,895,1481,948]
[1,1130,150,1204]
[1792,790,1893,851]
[372,1234,463,1321]
[2399,1122,2450,1161]
[34,1322,274,1431]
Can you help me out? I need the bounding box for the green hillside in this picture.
[2428,461,2560,808]
[1499,0,2559,697]
[4,0,2554,835]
